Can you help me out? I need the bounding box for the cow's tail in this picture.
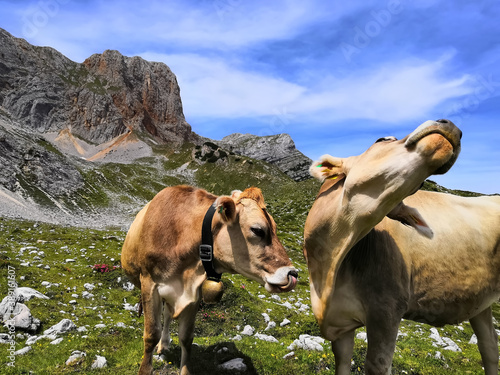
[138,294,143,318]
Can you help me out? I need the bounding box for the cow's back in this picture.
[121,185,217,287]
[121,201,151,287]
[378,191,500,324]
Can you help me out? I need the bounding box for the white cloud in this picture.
[142,52,473,126]
[140,52,305,118]
[292,56,473,123]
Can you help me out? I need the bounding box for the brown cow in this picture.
[121,185,298,375]
[304,119,462,374]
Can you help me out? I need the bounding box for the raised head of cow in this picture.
[304,119,461,327]
[211,187,298,293]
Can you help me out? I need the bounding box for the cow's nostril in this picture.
[288,270,298,279]
[436,119,450,124]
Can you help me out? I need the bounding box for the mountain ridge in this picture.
[0,28,312,226]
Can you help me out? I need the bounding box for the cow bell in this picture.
[201,279,224,304]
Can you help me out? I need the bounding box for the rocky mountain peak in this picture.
[0,28,195,146]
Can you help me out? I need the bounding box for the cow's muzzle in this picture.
[264,268,298,293]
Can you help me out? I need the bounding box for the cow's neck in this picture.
[304,178,376,325]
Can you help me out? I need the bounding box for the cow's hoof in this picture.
[138,363,153,375]
[202,280,224,304]
[156,345,169,356]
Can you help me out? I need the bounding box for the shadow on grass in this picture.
[157,341,258,375]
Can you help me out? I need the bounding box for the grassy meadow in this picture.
[0,145,497,374]
[0,208,498,374]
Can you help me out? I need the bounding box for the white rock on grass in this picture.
[83,283,95,291]
[218,358,247,372]
[14,346,32,355]
[50,338,63,345]
[122,282,135,291]
[429,328,461,352]
[288,334,325,351]
[66,350,86,366]
[280,318,291,327]
[356,332,368,343]
[265,321,276,331]
[123,302,139,312]
[26,335,42,345]
[254,333,279,343]
[92,355,107,368]
[82,291,94,299]
[44,319,76,336]
[95,324,106,329]
[3,303,40,332]
[240,325,254,336]
[283,351,295,359]
[15,287,49,301]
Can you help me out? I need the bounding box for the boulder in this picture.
[14,287,49,301]
[43,319,76,336]
[91,355,107,368]
[287,334,325,351]
[2,302,40,332]
[66,350,86,366]
[218,358,247,372]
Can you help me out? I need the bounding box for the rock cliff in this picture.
[220,133,311,181]
[0,28,196,146]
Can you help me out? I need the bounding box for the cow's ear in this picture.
[310,155,344,182]
[215,196,237,224]
[387,202,433,238]
[230,190,242,200]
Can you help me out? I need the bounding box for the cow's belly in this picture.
[404,288,499,326]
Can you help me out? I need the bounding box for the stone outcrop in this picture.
[0,28,196,145]
[0,116,84,198]
[219,133,311,181]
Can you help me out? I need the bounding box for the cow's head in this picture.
[211,187,298,293]
[309,119,461,233]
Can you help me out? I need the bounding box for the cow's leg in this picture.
[178,301,200,375]
[470,306,499,375]
[365,313,400,375]
[331,329,355,375]
[138,276,162,375]
[156,301,172,355]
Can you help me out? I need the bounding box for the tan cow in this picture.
[121,185,298,375]
[304,119,463,374]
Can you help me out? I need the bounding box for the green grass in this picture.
[0,216,498,374]
[0,140,496,374]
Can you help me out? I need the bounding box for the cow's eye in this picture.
[251,227,266,238]
[375,136,397,143]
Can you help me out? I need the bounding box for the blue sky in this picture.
[1,0,499,194]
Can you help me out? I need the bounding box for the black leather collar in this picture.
[199,204,222,281]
